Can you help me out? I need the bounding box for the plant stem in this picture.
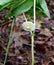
[23,13,27,22]
[4,16,15,65]
[34,0,36,27]
[31,31,35,65]
[31,0,36,64]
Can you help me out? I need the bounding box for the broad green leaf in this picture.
[36,0,50,18]
[40,0,50,18]
[0,2,11,11]
[12,0,33,16]
[11,0,26,11]
[7,0,33,17]
[0,0,12,11]
[0,0,11,5]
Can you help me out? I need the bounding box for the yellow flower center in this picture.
[25,24,31,29]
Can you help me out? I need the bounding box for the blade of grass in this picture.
[4,16,15,65]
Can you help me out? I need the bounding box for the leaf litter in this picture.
[0,1,54,65]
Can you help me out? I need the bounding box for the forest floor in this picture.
[0,0,54,65]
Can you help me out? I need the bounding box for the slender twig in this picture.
[4,16,15,65]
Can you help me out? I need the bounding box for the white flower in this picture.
[22,21,35,32]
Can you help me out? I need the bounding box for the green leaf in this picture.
[0,0,11,5]
[10,0,26,11]
[40,0,50,18]
[0,2,11,11]
[0,0,12,11]
[36,0,50,18]
[7,0,33,17]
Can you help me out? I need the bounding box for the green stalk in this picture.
[4,16,15,65]
[31,31,35,65]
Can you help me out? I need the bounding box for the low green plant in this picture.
[0,0,50,18]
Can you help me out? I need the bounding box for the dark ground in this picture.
[0,0,54,65]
